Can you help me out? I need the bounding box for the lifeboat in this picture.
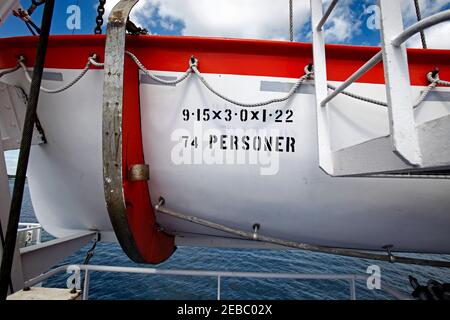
[1,0,450,264]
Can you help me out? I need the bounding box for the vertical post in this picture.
[36,227,41,244]
[83,270,90,300]
[0,140,23,294]
[0,0,55,300]
[378,0,422,166]
[349,278,356,300]
[310,0,334,174]
[217,275,221,300]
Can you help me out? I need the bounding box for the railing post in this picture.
[378,0,422,166]
[83,270,90,300]
[349,278,356,300]
[217,275,221,300]
[310,0,334,175]
[36,228,41,244]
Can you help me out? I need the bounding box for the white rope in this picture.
[324,71,448,109]
[191,63,313,108]
[412,72,439,108]
[15,50,445,108]
[124,51,449,109]
[127,51,313,108]
[428,71,450,87]
[19,54,101,94]
[326,83,388,107]
[125,51,192,85]
[88,56,105,68]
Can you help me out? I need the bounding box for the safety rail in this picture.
[310,0,450,176]
[320,7,450,107]
[22,264,411,300]
[392,9,450,47]
[316,0,338,31]
[320,51,382,107]
[17,222,42,247]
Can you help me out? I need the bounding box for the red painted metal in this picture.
[0,35,448,86]
[122,58,175,263]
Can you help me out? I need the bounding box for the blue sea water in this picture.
[12,180,450,300]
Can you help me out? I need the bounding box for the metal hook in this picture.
[252,223,260,240]
[155,197,165,211]
[382,245,396,263]
[189,55,198,68]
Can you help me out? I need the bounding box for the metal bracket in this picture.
[20,231,98,281]
[128,164,149,182]
[310,0,334,175]
[379,0,422,166]
[252,223,260,240]
[102,0,145,263]
[382,244,396,263]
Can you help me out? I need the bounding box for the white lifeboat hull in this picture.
[1,35,450,261]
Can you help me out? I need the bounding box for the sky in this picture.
[0,0,449,48]
[1,0,450,174]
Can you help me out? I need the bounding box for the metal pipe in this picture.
[155,201,450,268]
[321,51,382,106]
[23,264,410,300]
[23,264,411,300]
[0,0,55,300]
[78,265,369,280]
[83,270,90,300]
[23,265,66,288]
[349,278,356,300]
[316,0,339,31]
[392,9,450,46]
[217,275,221,300]
[25,263,368,286]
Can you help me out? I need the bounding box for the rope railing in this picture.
[0,52,447,109]
[122,52,449,109]
[17,54,102,94]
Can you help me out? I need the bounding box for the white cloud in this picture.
[103,0,449,48]
[105,0,310,41]
[321,0,363,43]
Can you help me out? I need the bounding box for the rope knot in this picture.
[304,63,314,79]
[189,55,198,70]
[427,69,440,84]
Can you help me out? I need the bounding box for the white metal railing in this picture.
[316,0,338,31]
[310,0,450,174]
[17,222,42,247]
[315,2,450,107]
[392,9,450,46]
[320,51,383,106]
[22,264,411,300]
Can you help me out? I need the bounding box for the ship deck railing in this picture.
[17,222,42,247]
[22,263,410,300]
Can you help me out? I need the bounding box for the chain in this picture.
[94,0,106,34]
[83,238,99,265]
[413,0,427,49]
[289,0,294,41]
